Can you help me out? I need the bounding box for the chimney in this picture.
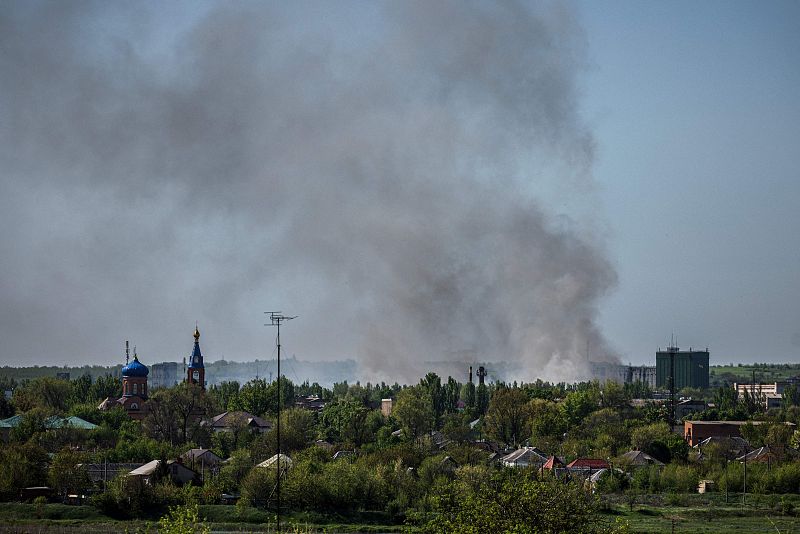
[469,366,473,384]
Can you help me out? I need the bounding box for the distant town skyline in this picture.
[0,1,797,377]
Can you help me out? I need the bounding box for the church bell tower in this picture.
[187,326,205,389]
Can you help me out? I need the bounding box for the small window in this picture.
[133,383,138,395]
[130,403,139,410]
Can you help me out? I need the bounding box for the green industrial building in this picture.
[655,347,709,390]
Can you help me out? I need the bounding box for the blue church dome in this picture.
[122,356,149,377]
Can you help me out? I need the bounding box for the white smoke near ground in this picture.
[0,1,616,383]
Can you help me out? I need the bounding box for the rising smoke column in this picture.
[0,1,616,382]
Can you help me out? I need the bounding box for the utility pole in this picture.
[743,451,747,507]
[265,311,296,533]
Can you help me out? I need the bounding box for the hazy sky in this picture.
[0,1,797,378]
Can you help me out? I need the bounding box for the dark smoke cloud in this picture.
[0,0,616,382]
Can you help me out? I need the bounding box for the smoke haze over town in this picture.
[1,1,798,380]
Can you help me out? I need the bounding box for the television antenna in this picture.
[264,311,296,533]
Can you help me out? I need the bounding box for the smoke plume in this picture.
[0,1,616,382]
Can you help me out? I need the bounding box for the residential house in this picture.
[694,436,751,461]
[618,450,664,468]
[207,411,272,434]
[256,453,293,470]
[567,458,610,477]
[82,463,144,485]
[182,448,223,477]
[540,456,568,478]
[735,446,785,465]
[501,447,549,468]
[440,456,459,472]
[127,459,198,486]
[429,430,451,450]
[294,394,327,412]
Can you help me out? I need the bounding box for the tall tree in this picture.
[232,378,271,416]
[144,383,211,445]
[560,388,599,427]
[48,447,91,500]
[208,380,241,412]
[90,374,122,401]
[442,377,460,414]
[319,399,371,445]
[232,377,294,417]
[393,386,434,440]
[783,384,800,408]
[68,373,93,407]
[461,382,476,411]
[420,373,444,421]
[484,388,531,446]
[12,377,71,412]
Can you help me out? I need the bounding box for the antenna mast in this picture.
[265,311,296,534]
[667,333,678,432]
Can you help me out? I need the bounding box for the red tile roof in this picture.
[542,456,566,470]
[567,458,609,469]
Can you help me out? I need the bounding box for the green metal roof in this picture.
[0,415,97,430]
[0,415,24,428]
[45,416,98,430]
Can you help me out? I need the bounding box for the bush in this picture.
[768,463,800,494]
[780,496,795,516]
[630,465,662,493]
[665,492,688,506]
[660,464,698,493]
[595,470,629,494]
[239,466,275,509]
[90,473,156,518]
[159,503,211,534]
[33,496,47,518]
[421,469,626,533]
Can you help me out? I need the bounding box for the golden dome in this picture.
[194,325,200,341]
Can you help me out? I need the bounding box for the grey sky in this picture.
[0,1,797,379]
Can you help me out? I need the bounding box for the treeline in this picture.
[2,371,800,531]
[0,365,122,382]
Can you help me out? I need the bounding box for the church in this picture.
[98,326,207,419]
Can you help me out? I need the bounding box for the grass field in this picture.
[710,364,800,384]
[0,503,406,533]
[601,493,800,533]
[2,500,800,533]
[605,506,800,533]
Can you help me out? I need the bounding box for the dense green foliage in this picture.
[2,366,800,532]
